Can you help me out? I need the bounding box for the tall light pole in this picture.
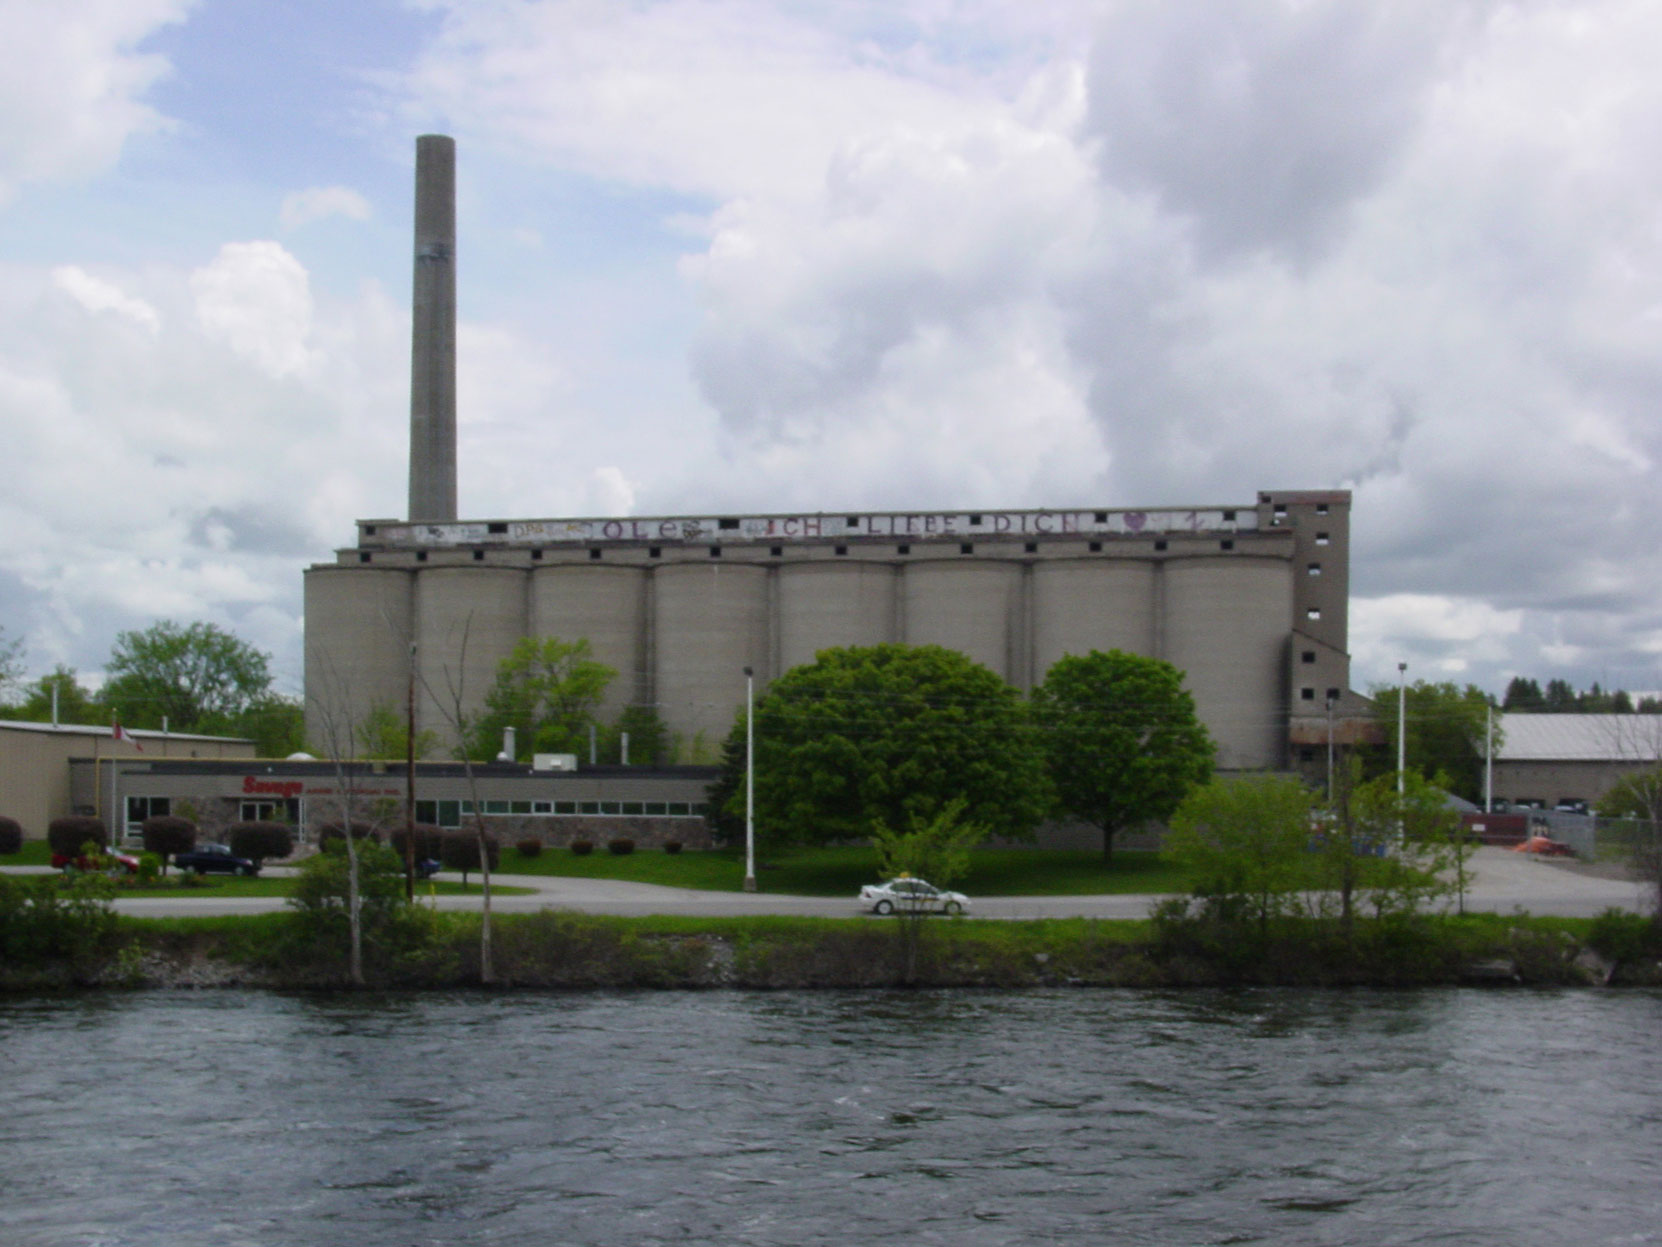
[1325,691,1336,806]
[1396,662,1408,798]
[743,666,756,893]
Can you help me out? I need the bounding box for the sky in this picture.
[2,0,1660,704]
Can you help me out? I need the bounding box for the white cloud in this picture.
[190,241,316,379]
[51,265,161,335]
[279,186,373,230]
[0,0,191,202]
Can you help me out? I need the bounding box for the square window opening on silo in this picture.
[1024,542,1038,554]
[1089,541,1102,553]
[472,549,484,561]
[1154,540,1168,551]
[1222,510,1236,522]
[1316,503,1329,515]
[1307,607,1321,620]
[487,522,508,535]
[416,550,428,562]
[709,546,722,558]
[846,516,860,527]
[1326,687,1341,701]
[1308,563,1322,576]
[649,547,661,558]
[968,514,983,526]
[531,548,543,560]
[719,517,740,530]
[1316,532,1330,546]
[358,552,371,563]
[960,542,974,555]
[1301,687,1316,701]
[1302,650,1316,664]
[897,544,910,555]
[835,545,848,556]
[364,525,377,536]
[1094,511,1108,523]
[1273,504,1287,516]
[1220,539,1234,551]
[589,548,602,560]
[770,546,783,557]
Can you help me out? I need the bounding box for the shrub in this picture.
[48,817,107,859]
[0,872,118,967]
[0,816,23,856]
[570,840,594,856]
[141,815,196,865]
[439,829,501,883]
[389,824,446,862]
[318,821,381,848]
[228,821,294,864]
[136,852,162,883]
[516,838,543,858]
[663,840,683,855]
[1587,907,1660,963]
[607,838,635,856]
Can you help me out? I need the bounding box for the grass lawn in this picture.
[495,844,1193,897]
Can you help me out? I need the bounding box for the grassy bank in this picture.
[7,907,1658,992]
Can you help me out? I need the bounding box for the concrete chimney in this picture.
[409,134,457,522]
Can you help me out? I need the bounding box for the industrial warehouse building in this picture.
[304,489,1362,771]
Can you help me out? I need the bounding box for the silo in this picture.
[303,565,414,752]
[901,559,1022,681]
[413,566,527,748]
[1162,557,1292,770]
[777,562,897,672]
[530,565,649,716]
[653,562,769,755]
[1031,560,1157,681]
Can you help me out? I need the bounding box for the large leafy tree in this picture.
[1370,680,1497,802]
[6,666,104,724]
[102,620,278,736]
[1030,649,1215,861]
[468,636,615,761]
[714,644,1050,849]
[1167,774,1314,933]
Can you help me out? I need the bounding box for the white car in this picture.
[859,877,970,916]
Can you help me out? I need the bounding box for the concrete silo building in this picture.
[303,138,1362,772]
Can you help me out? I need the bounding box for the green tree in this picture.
[102,620,276,735]
[1314,762,1457,927]
[1502,677,1544,712]
[870,796,986,893]
[356,702,439,761]
[0,627,22,704]
[1031,649,1216,861]
[718,644,1050,849]
[1167,773,1314,935]
[7,666,104,724]
[1371,680,1497,802]
[597,704,672,765]
[468,636,615,761]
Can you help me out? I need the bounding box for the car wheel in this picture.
[944,901,963,916]
[874,899,893,915]
[239,865,255,877]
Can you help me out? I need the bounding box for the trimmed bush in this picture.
[439,829,501,883]
[228,821,294,864]
[318,821,381,848]
[141,815,196,865]
[570,840,594,856]
[663,840,683,855]
[607,838,635,856]
[390,824,446,861]
[0,816,23,856]
[516,838,543,858]
[48,817,107,858]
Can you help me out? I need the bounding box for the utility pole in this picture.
[743,666,756,893]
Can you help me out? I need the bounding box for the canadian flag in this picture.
[112,722,144,752]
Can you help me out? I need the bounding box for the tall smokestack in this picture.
[409,134,457,522]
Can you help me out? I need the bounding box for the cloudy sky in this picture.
[2,0,1659,701]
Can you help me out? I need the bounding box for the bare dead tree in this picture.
[418,614,497,985]
[305,647,373,986]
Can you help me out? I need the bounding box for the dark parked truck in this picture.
[173,843,260,876]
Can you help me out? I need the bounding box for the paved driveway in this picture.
[17,847,1631,920]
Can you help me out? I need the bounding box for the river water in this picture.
[3,989,1658,1246]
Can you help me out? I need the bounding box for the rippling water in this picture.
[3,988,1659,1246]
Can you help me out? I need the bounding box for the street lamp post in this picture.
[1325,691,1336,806]
[743,666,756,893]
[1397,661,1408,845]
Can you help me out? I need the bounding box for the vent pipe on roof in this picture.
[409,134,457,523]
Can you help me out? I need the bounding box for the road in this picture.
[5,847,1641,920]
